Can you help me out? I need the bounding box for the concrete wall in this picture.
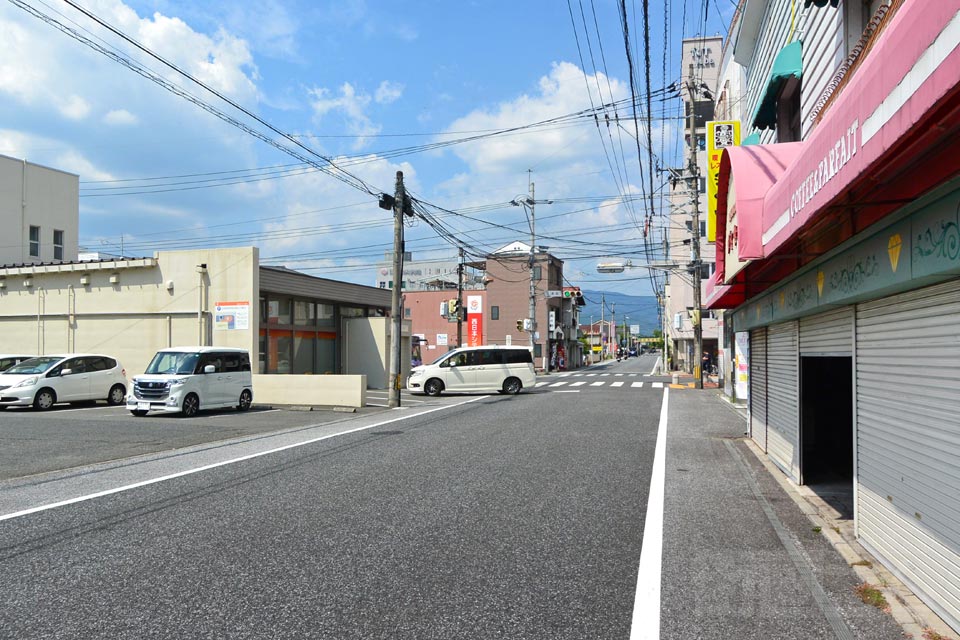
[252,374,366,408]
[342,317,410,389]
[0,154,79,265]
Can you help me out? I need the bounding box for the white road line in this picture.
[570,381,587,387]
[630,387,669,640]
[649,358,661,376]
[586,374,597,377]
[0,396,490,522]
[631,382,644,388]
[611,381,624,388]
[615,373,624,377]
[535,382,551,387]
[549,381,568,387]
[652,382,663,389]
[590,381,605,387]
[551,390,581,393]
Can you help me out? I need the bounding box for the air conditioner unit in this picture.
[108,274,120,284]
[79,275,90,286]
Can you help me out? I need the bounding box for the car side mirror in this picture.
[60,368,72,376]
[204,364,216,374]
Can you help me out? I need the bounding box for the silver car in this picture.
[0,354,128,410]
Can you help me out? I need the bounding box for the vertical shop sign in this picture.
[466,295,483,347]
[734,331,750,401]
[707,121,740,242]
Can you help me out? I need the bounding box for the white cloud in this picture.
[58,95,91,121]
[442,62,630,176]
[375,81,404,104]
[103,109,138,125]
[309,82,381,149]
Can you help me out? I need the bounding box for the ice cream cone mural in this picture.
[888,233,902,272]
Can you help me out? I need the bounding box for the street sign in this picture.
[544,290,562,298]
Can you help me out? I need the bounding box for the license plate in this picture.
[137,402,150,411]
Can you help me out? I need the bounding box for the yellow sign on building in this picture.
[706,121,740,242]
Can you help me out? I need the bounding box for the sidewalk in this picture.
[660,388,957,640]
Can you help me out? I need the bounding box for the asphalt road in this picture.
[0,354,907,639]
[0,357,664,639]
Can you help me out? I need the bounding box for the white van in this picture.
[127,347,253,417]
[406,346,536,396]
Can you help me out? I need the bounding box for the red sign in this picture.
[466,295,483,347]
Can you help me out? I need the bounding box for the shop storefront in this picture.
[707,5,960,630]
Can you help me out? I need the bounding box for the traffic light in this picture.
[449,299,460,317]
[516,319,524,332]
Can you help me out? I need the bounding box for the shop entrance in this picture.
[800,356,853,487]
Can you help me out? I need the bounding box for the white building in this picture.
[0,154,79,266]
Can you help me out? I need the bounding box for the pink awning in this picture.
[713,142,804,288]
[762,4,960,253]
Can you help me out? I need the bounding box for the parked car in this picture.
[407,345,536,396]
[0,354,127,410]
[0,354,36,373]
[127,347,253,417]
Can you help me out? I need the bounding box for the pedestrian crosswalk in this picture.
[534,372,666,392]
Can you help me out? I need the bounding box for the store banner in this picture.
[466,295,483,347]
[707,120,740,242]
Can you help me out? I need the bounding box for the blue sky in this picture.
[0,0,732,295]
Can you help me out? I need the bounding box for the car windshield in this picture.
[4,356,63,375]
[430,352,459,366]
[144,352,200,375]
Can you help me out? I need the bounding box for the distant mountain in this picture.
[579,290,660,335]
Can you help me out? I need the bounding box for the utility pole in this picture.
[687,83,704,389]
[611,302,616,358]
[456,247,464,347]
[527,181,538,368]
[600,293,605,360]
[388,171,406,408]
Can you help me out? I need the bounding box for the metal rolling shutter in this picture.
[856,279,960,631]
[750,328,768,452]
[767,321,799,479]
[799,307,853,355]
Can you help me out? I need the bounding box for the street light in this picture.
[511,186,553,371]
[596,260,691,376]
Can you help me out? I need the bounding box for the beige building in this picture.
[0,247,406,407]
[0,154,79,266]
[664,35,723,372]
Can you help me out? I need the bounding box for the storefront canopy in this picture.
[761,4,960,256]
[751,41,802,130]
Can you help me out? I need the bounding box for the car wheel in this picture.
[237,389,252,411]
[34,388,56,410]
[502,377,522,395]
[107,384,126,405]
[180,393,200,417]
[424,379,443,397]
[131,410,148,417]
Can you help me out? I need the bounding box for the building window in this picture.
[29,225,40,257]
[491,306,500,320]
[777,77,802,143]
[53,229,64,261]
[533,266,542,281]
[404,307,411,317]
